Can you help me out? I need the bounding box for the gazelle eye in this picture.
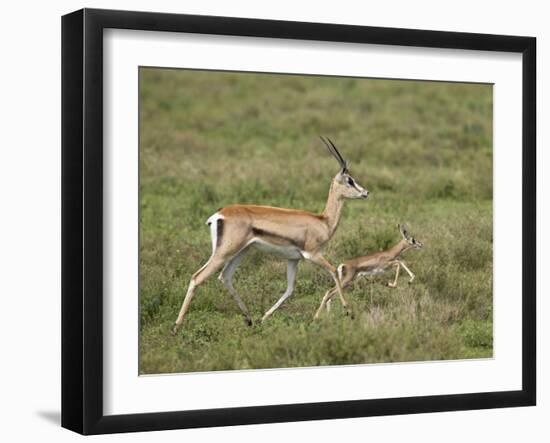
[412,238,416,244]
[347,177,355,186]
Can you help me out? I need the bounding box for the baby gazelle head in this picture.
[320,136,369,200]
[398,224,423,250]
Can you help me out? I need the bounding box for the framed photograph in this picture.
[61,8,536,435]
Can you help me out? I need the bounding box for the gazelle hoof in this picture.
[388,282,397,288]
[171,324,179,336]
[244,317,253,327]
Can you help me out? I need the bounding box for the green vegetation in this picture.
[139,68,493,374]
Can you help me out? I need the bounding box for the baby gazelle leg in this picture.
[326,283,349,312]
[306,253,352,319]
[322,270,354,314]
[315,287,337,319]
[399,261,415,283]
[326,292,340,312]
[326,287,346,312]
[388,262,400,288]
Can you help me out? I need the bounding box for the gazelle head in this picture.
[320,136,369,200]
[398,224,423,249]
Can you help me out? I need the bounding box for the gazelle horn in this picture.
[320,136,348,172]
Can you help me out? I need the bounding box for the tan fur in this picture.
[172,165,369,333]
[314,226,423,319]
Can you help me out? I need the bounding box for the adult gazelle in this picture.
[172,137,369,334]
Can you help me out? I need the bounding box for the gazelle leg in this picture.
[172,254,227,335]
[388,262,400,288]
[307,253,352,319]
[261,259,299,323]
[219,247,252,325]
[314,287,337,319]
[323,270,354,313]
[330,272,354,311]
[399,261,415,283]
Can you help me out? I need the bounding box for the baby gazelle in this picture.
[314,224,423,319]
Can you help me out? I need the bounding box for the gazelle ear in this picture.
[399,224,409,239]
[341,161,349,174]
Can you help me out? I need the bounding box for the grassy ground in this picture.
[139,68,493,374]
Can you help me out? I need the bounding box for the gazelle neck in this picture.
[321,182,345,238]
[387,239,411,259]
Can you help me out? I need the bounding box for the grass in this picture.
[139,68,493,374]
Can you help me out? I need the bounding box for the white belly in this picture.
[358,268,386,277]
[251,238,303,260]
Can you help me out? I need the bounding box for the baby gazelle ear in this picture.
[398,224,409,240]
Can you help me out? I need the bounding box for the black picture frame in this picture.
[62,8,536,435]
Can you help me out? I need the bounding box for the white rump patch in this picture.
[337,264,345,281]
[206,212,224,255]
[193,213,225,277]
